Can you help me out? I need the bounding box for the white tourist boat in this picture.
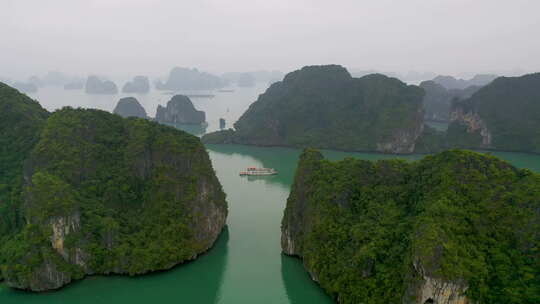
[239,167,278,176]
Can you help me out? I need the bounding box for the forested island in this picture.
[416,73,540,154]
[203,65,425,154]
[0,82,227,291]
[282,149,540,304]
[113,97,148,119]
[156,95,206,125]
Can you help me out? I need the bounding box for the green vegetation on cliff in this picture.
[0,82,49,238]
[0,102,227,291]
[446,73,540,153]
[203,65,425,154]
[282,149,540,304]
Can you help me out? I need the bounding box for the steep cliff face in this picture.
[203,65,425,154]
[376,108,425,153]
[0,82,49,247]
[0,108,227,291]
[449,104,491,146]
[282,149,539,304]
[446,73,540,153]
[0,83,49,285]
[156,95,206,125]
[113,97,148,119]
[408,261,469,304]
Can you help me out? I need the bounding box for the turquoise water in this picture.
[2,143,539,303]
[2,86,540,303]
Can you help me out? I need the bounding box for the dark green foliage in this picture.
[0,82,49,237]
[282,149,540,303]
[414,123,483,154]
[203,65,424,153]
[0,107,227,290]
[447,73,540,153]
[445,122,483,148]
[413,125,447,153]
[201,129,236,144]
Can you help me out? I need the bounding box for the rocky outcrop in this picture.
[377,108,425,153]
[445,73,540,153]
[282,149,539,303]
[0,108,227,291]
[85,76,118,94]
[405,261,470,304]
[156,95,206,125]
[450,105,491,146]
[113,97,148,119]
[122,76,150,94]
[203,65,425,154]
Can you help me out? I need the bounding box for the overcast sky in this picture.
[1,0,539,79]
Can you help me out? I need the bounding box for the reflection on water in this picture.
[281,255,333,304]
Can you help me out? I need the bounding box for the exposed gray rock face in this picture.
[155,95,206,125]
[85,76,118,94]
[122,76,150,94]
[113,97,148,119]
[405,261,470,304]
[450,105,491,146]
[376,108,425,153]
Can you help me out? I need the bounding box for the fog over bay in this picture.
[1,0,539,80]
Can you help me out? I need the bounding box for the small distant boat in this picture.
[239,167,277,176]
[218,89,235,93]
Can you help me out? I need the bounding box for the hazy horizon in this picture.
[1,0,539,80]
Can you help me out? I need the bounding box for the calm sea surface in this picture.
[1,85,539,303]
